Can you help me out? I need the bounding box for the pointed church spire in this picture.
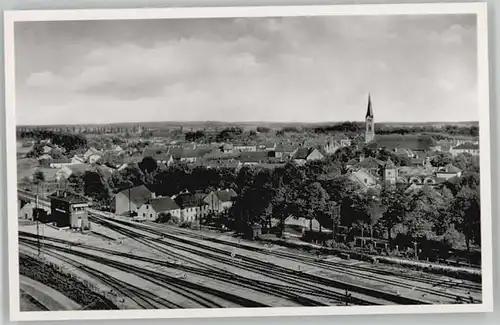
[366,93,374,118]
[366,93,373,117]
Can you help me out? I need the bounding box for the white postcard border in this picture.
[3,2,492,322]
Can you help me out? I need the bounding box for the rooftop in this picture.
[147,196,180,212]
[48,191,89,204]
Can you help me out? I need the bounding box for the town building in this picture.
[348,168,380,190]
[83,147,102,161]
[173,192,209,223]
[450,142,480,156]
[436,164,463,181]
[233,144,257,152]
[383,158,398,185]
[19,200,37,221]
[291,147,325,165]
[283,215,329,238]
[71,155,86,164]
[56,163,90,181]
[49,158,73,169]
[203,189,237,213]
[137,196,181,221]
[273,143,297,159]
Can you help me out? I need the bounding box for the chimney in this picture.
[151,192,156,199]
[63,192,67,198]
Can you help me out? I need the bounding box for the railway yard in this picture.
[18,211,482,310]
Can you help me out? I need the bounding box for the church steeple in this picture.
[366,93,374,118]
[365,93,375,143]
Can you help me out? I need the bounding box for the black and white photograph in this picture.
[3,3,492,321]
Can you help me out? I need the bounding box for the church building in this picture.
[365,94,375,143]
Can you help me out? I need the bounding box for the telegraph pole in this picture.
[128,187,131,215]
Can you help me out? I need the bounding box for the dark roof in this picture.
[240,151,270,158]
[117,185,153,206]
[50,158,71,164]
[238,151,270,163]
[292,147,309,160]
[366,94,374,118]
[275,144,297,152]
[385,158,396,169]
[182,148,212,158]
[215,189,237,202]
[143,146,168,159]
[453,142,479,150]
[174,192,208,209]
[48,191,89,204]
[346,158,359,166]
[148,197,180,212]
[353,157,384,169]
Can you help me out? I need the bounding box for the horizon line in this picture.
[16,119,480,127]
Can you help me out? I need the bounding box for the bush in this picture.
[156,212,173,224]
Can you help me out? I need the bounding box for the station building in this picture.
[48,191,90,230]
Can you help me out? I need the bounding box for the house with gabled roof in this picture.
[348,168,381,191]
[84,147,101,161]
[291,147,324,165]
[238,151,270,166]
[56,163,91,181]
[274,143,297,159]
[203,188,238,213]
[137,196,181,221]
[113,185,154,215]
[173,192,209,223]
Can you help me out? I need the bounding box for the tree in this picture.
[451,187,480,251]
[295,182,331,231]
[33,170,45,185]
[27,143,45,158]
[404,187,441,240]
[380,188,409,241]
[84,171,111,207]
[156,212,173,224]
[67,173,85,193]
[139,157,158,174]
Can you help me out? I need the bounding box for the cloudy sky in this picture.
[15,14,477,125]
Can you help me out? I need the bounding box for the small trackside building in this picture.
[48,191,90,230]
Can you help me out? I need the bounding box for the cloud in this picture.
[25,71,68,90]
[16,15,478,124]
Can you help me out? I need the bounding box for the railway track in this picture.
[91,215,481,304]
[157,224,482,294]
[19,237,273,308]
[20,242,180,309]
[19,231,374,307]
[146,222,481,293]
[89,214,437,305]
